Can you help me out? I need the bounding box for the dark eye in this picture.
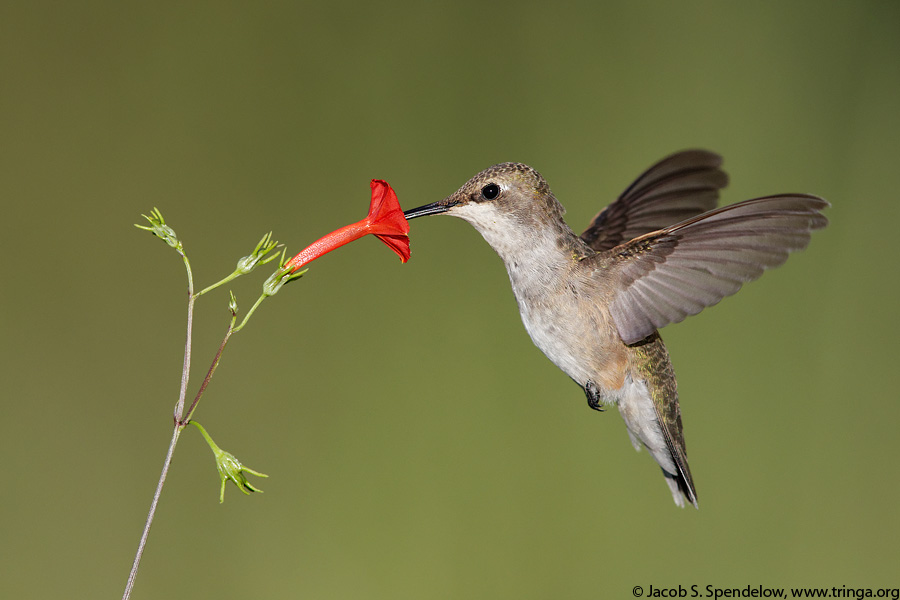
[481,183,500,200]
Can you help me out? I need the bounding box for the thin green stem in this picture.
[190,420,221,454]
[233,293,266,333]
[182,252,193,296]
[194,270,241,299]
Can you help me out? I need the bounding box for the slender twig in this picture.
[174,253,195,421]
[123,304,236,599]
[181,314,236,426]
[123,252,196,600]
[122,425,182,600]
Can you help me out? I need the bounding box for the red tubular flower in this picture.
[284,180,410,273]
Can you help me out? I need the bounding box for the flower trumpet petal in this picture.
[284,179,410,273]
[368,179,411,262]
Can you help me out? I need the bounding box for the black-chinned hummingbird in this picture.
[403,150,828,508]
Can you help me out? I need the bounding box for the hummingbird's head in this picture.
[404,163,566,237]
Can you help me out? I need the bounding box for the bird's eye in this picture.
[481,183,500,200]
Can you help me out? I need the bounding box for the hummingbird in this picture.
[403,150,828,508]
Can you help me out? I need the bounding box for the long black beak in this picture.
[404,199,456,220]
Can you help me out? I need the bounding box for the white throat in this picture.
[449,202,569,267]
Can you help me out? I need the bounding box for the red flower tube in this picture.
[284,180,410,273]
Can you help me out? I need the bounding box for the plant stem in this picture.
[123,305,237,597]
[122,425,182,600]
[174,252,195,421]
[234,294,266,332]
[123,250,196,599]
[190,420,221,454]
[195,270,240,299]
[181,315,236,425]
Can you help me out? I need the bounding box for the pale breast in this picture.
[511,272,628,397]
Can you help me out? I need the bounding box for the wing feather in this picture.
[604,194,829,344]
[581,149,728,251]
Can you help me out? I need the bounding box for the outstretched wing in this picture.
[601,194,829,345]
[580,150,728,252]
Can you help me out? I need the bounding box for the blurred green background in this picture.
[2,1,898,598]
